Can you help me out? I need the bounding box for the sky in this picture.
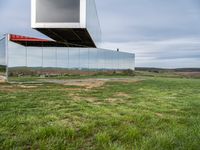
[0,0,200,68]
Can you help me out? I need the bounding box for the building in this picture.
[0,0,135,77]
[31,0,101,47]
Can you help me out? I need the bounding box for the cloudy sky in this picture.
[0,0,200,68]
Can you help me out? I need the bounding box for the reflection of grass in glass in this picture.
[7,67,135,81]
[0,65,6,72]
[0,72,200,149]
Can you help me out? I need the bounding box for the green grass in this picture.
[0,74,200,149]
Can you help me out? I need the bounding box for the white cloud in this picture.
[101,37,200,68]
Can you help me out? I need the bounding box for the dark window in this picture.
[36,0,80,23]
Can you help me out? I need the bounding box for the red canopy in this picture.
[9,34,51,42]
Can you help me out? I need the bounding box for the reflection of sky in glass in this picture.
[43,47,56,68]
[8,42,26,67]
[69,48,79,69]
[79,49,89,69]
[57,48,68,68]
[86,0,101,45]
[7,41,135,70]
[36,0,80,23]
[96,49,107,69]
[0,38,6,65]
[27,47,42,67]
[89,48,98,69]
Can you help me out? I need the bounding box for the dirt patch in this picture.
[0,85,23,93]
[17,85,38,89]
[175,72,200,78]
[64,79,105,89]
[0,76,6,83]
[68,92,102,104]
[155,113,164,117]
[0,84,41,93]
[65,88,83,91]
[116,92,131,98]
[42,78,142,89]
[41,79,106,89]
[68,93,81,101]
[106,98,124,103]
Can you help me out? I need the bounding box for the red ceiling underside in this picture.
[9,34,51,42]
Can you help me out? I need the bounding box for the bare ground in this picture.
[0,75,6,83]
[175,72,200,78]
[41,78,142,89]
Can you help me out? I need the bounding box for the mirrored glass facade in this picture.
[0,37,6,77]
[86,0,102,46]
[6,41,135,71]
[0,37,6,66]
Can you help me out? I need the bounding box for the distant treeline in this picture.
[136,67,200,72]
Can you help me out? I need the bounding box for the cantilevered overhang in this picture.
[31,0,101,48]
[36,28,96,47]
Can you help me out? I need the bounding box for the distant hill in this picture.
[136,67,200,72]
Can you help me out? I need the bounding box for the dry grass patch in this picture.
[69,92,102,105]
[116,92,131,99]
[155,113,164,117]
[0,84,21,93]
[42,78,142,90]
[17,85,38,89]
[176,72,200,78]
[0,76,6,83]
[64,79,105,89]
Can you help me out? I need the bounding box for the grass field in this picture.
[0,72,200,149]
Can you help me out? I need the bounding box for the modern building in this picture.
[31,0,101,47]
[0,0,135,77]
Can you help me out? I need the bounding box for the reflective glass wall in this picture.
[7,41,135,75]
[86,0,101,46]
[0,37,6,66]
[0,37,6,77]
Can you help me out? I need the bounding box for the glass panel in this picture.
[86,0,101,46]
[118,52,124,70]
[0,37,6,77]
[97,49,105,70]
[36,0,80,23]
[8,41,26,67]
[57,48,68,68]
[27,47,42,67]
[79,48,89,70]
[104,49,111,70]
[109,50,115,70]
[88,48,98,70]
[68,48,80,69]
[124,53,130,70]
[0,37,6,66]
[43,47,56,68]
[112,51,119,70]
[122,53,127,70]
